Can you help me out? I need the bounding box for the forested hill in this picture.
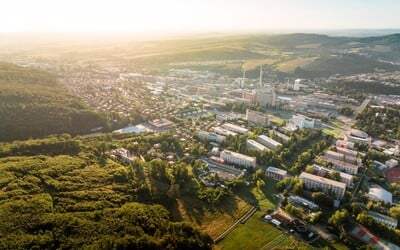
[0,135,213,249]
[0,62,107,141]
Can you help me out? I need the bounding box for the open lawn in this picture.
[275,57,319,72]
[330,120,346,128]
[176,196,251,239]
[216,211,317,250]
[322,127,343,139]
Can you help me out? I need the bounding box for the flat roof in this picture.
[212,126,237,136]
[320,156,359,170]
[222,149,256,162]
[247,140,268,151]
[266,166,287,175]
[258,135,282,147]
[325,150,344,157]
[311,164,353,179]
[299,172,346,189]
[368,211,397,225]
[222,123,249,133]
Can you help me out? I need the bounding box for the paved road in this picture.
[339,96,372,139]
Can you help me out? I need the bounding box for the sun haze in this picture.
[1,0,399,33]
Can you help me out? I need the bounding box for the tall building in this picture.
[294,79,301,91]
[299,172,346,199]
[246,109,269,127]
[220,150,256,168]
[291,114,315,129]
[255,88,276,107]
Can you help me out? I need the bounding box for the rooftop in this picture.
[222,149,256,162]
[368,211,398,225]
[266,166,287,175]
[299,172,346,189]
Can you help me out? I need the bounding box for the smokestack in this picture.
[259,66,262,85]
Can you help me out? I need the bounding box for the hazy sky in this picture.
[1,0,399,33]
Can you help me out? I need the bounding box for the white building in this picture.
[291,114,315,129]
[368,211,398,229]
[198,131,226,144]
[368,186,392,204]
[246,109,269,127]
[265,166,288,181]
[110,148,136,163]
[221,123,249,136]
[386,159,399,168]
[220,150,256,168]
[320,156,359,175]
[299,172,346,199]
[310,164,353,187]
[325,150,345,161]
[257,135,282,150]
[336,147,358,158]
[294,79,301,91]
[346,129,372,145]
[246,140,269,152]
[211,126,237,136]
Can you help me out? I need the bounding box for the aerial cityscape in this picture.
[1,1,400,249]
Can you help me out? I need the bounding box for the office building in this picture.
[246,140,269,152]
[255,88,276,107]
[310,164,353,187]
[320,156,359,175]
[266,166,288,181]
[257,135,282,150]
[299,172,346,199]
[198,131,226,144]
[368,211,398,229]
[222,123,249,135]
[246,109,269,127]
[220,150,256,168]
[291,114,315,129]
[211,126,237,136]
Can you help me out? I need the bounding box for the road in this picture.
[339,96,372,139]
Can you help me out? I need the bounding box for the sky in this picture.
[1,0,399,33]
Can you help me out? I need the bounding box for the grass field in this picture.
[322,127,343,138]
[216,211,318,250]
[275,57,319,72]
[330,120,345,128]
[177,196,251,239]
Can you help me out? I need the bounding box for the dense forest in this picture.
[0,134,215,249]
[0,62,108,141]
[355,106,400,140]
